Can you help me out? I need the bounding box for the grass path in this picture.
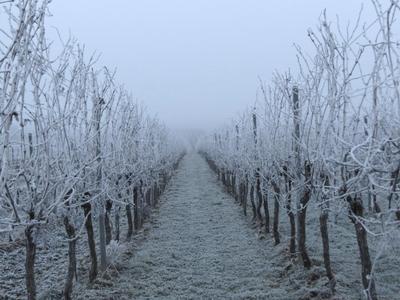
[84,153,281,299]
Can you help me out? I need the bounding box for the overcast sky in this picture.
[46,1,370,130]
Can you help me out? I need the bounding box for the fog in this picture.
[46,0,369,131]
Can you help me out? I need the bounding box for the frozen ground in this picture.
[1,153,399,299]
[75,153,339,299]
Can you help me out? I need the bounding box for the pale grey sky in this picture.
[46,1,369,130]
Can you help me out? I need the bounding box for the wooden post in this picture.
[292,86,311,268]
[92,96,107,271]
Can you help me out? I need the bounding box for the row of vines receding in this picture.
[201,1,400,299]
[0,1,184,299]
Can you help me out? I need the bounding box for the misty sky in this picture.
[46,1,369,130]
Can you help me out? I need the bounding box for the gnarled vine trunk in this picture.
[256,176,265,229]
[348,195,377,300]
[63,216,77,300]
[319,211,335,290]
[82,202,98,282]
[115,206,120,241]
[126,203,133,239]
[133,186,140,231]
[297,162,312,269]
[271,181,280,245]
[105,200,112,244]
[25,222,36,300]
[249,185,257,220]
